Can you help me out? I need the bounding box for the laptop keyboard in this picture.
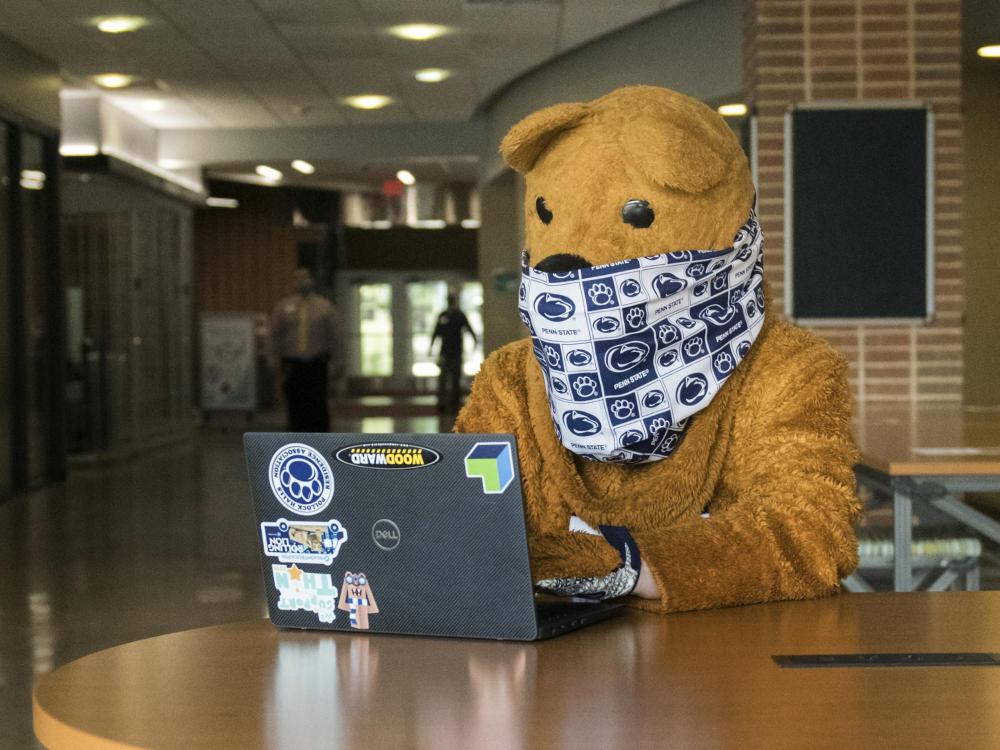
[536,600,610,624]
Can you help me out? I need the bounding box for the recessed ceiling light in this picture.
[977,44,1000,58]
[92,73,134,89]
[717,103,748,117]
[255,165,283,181]
[388,23,451,41]
[206,197,239,209]
[95,16,147,34]
[396,169,416,185]
[291,160,315,175]
[414,68,452,83]
[60,144,100,157]
[158,159,192,170]
[342,94,394,110]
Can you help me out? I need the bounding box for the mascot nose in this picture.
[534,253,592,273]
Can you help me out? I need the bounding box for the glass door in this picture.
[356,283,393,377]
[406,280,448,378]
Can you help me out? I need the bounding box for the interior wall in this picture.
[475,0,744,354]
[962,64,1000,407]
[0,34,60,130]
[745,0,964,403]
[193,184,320,317]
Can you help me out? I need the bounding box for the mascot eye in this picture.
[535,196,553,225]
[621,199,655,229]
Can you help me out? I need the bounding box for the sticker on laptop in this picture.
[261,519,347,566]
[271,564,339,623]
[464,441,515,494]
[269,443,334,516]
[338,571,379,630]
[334,442,441,470]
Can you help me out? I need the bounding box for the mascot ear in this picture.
[613,99,736,194]
[500,101,589,174]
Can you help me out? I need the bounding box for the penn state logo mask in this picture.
[518,206,766,463]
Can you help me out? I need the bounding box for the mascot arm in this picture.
[628,343,862,613]
[454,348,623,580]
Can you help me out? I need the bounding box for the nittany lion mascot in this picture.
[455,85,861,612]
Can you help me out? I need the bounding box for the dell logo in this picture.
[372,519,401,551]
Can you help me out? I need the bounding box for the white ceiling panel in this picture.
[558,0,663,51]
[1,0,670,130]
[256,0,369,25]
[356,0,465,26]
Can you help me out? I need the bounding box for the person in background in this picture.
[430,291,478,415]
[271,268,344,431]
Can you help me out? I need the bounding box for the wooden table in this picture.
[853,402,1000,591]
[34,592,1000,749]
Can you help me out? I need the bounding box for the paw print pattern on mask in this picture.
[624,306,645,329]
[657,322,680,346]
[587,282,615,307]
[571,375,599,399]
[543,344,562,369]
[714,351,734,374]
[649,416,670,437]
[609,399,636,421]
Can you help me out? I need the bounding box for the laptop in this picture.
[244,432,625,640]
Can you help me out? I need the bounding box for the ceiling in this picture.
[0,0,681,130]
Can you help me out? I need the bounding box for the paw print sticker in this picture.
[586,282,615,307]
[714,351,734,375]
[609,399,636,421]
[571,375,599,399]
[625,306,645,329]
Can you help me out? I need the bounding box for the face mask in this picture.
[518,207,765,463]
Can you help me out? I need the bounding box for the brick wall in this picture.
[744,0,963,402]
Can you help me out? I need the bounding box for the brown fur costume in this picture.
[455,86,861,613]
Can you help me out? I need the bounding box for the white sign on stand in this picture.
[200,314,257,412]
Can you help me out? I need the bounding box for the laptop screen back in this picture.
[244,432,539,640]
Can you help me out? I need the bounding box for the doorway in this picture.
[339,271,483,394]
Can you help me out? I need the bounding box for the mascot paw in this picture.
[529,530,622,581]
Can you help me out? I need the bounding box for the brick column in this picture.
[744,0,963,402]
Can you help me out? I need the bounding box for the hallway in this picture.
[0,414,447,749]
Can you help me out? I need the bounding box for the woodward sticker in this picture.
[334,442,441,470]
